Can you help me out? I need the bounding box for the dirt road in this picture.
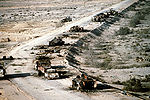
[5,0,138,100]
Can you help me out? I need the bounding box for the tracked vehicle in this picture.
[49,37,65,46]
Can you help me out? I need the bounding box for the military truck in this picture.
[35,56,70,79]
[72,74,97,90]
[0,61,6,78]
[34,56,51,71]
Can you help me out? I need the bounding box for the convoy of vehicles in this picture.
[1,8,120,90]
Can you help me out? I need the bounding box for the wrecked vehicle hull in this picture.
[72,74,97,90]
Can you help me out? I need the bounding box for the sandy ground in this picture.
[0,0,121,57]
[0,0,140,100]
[0,80,33,100]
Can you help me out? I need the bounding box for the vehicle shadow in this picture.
[91,16,120,36]
[79,83,118,93]
[0,73,31,80]
[96,83,113,90]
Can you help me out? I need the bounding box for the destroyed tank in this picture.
[72,74,97,90]
[109,8,120,16]
[61,16,72,23]
[49,37,65,46]
[69,26,84,32]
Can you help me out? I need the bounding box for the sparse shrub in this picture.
[142,74,150,82]
[130,16,140,27]
[104,57,112,62]
[55,21,64,28]
[136,28,150,34]
[130,5,150,27]
[116,63,150,69]
[130,10,146,27]
[112,80,123,85]
[123,78,143,92]
[116,27,133,35]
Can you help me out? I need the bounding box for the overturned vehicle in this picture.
[72,74,97,90]
[35,56,70,79]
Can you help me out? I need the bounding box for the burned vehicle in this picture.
[92,8,121,22]
[49,37,65,46]
[0,61,6,78]
[61,16,72,23]
[109,8,119,16]
[35,56,70,79]
[69,26,85,32]
[92,12,109,22]
[72,74,97,90]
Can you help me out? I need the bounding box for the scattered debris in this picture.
[121,91,127,95]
